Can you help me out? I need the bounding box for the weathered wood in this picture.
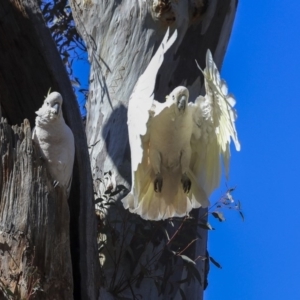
[0,118,73,299]
[0,1,101,299]
[71,0,237,299]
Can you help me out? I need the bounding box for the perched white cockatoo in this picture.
[122,29,240,220]
[32,91,75,196]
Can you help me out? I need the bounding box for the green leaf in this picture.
[198,222,214,230]
[210,256,222,269]
[179,287,187,300]
[239,211,245,221]
[125,246,135,262]
[212,211,225,222]
[168,282,174,295]
[70,79,80,87]
[163,228,170,241]
[176,276,190,284]
[237,200,242,210]
[180,254,196,265]
[189,263,202,285]
[110,184,128,196]
[104,201,116,206]
[228,186,236,193]
[154,280,162,296]
[226,192,234,202]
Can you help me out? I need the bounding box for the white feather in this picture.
[124,47,240,220]
[190,49,240,196]
[33,92,75,196]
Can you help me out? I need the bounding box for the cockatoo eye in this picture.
[177,95,187,111]
[47,102,49,106]
[172,95,175,100]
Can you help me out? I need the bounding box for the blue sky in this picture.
[206,1,300,299]
[72,1,300,299]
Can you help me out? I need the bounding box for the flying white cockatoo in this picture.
[32,91,75,196]
[122,29,240,220]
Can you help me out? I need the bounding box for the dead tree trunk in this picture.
[0,118,73,299]
[71,0,237,299]
[0,0,100,299]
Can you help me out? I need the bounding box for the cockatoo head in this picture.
[35,92,63,125]
[166,86,189,114]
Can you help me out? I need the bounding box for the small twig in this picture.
[166,216,188,246]
[127,280,139,300]
[194,255,207,262]
[177,238,198,256]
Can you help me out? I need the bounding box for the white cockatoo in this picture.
[32,91,75,196]
[122,29,240,220]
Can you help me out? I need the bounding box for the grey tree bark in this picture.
[71,0,238,299]
[0,0,100,299]
[0,118,73,299]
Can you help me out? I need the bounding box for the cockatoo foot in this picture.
[154,173,163,192]
[181,173,191,193]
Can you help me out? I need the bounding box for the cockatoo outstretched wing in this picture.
[123,29,178,211]
[189,50,240,196]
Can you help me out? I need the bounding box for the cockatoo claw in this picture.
[154,173,163,193]
[181,173,191,193]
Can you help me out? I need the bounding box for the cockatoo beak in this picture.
[52,102,60,115]
[177,95,187,111]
